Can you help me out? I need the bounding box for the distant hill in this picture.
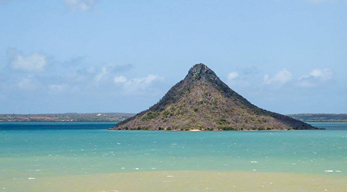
[0,113,134,122]
[289,114,347,122]
[112,63,317,131]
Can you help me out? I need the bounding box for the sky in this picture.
[0,0,346,114]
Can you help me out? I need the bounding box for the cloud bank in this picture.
[226,67,334,90]
[114,75,164,93]
[264,69,292,86]
[298,69,333,87]
[1,48,163,98]
[7,49,48,72]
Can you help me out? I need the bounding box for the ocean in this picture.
[0,122,346,192]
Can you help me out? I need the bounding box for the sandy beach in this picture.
[1,171,346,192]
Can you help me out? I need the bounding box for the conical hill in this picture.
[111,64,317,131]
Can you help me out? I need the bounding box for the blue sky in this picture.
[0,0,346,114]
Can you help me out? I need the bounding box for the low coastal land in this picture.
[289,114,347,122]
[1,113,346,123]
[0,113,133,122]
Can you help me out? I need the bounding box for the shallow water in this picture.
[0,122,346,191]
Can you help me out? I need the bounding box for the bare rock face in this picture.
[111,63,317,131]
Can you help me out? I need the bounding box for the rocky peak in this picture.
[185,63,219,82]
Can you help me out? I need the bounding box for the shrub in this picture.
[163,111,171,117]
[204,114,212,118]
[216,119,228,125]
[221,127,235,131]
[142,112,159,121]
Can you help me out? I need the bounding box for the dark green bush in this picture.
[216,119,228,125]
[142,112,159,121]
[221,127,235,131]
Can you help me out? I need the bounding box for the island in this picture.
[111,64,318,131]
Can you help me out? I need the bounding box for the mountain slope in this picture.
[111,64,317,131]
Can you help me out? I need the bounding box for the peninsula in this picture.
[111,64,317,131]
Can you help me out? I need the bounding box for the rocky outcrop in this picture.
[111,63,317,131]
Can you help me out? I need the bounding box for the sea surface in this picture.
[0,122,346,192]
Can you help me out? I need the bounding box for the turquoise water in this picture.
[0,122,346,180]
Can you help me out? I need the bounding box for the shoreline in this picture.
[1,170,346,192]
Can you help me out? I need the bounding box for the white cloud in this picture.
[127,75,163,86]
[17,78,31,89]
[226,71,250,87]
[94,63,133,82]
[263,74,271,83]
[264,69,292,85]
[7,49,47,73]
[17,76,37,90]
[309,69,333,81]
[95,66,108,82]
[227,72,239,81]
[298,68,333,87]
[49,84,69,92]
[263,68,334,89]
[113,76,127,83]
[114,75,164,93]
[63,0,96,11]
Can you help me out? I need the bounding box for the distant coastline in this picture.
[288,114,347,122]
[0,113,134,122]
[0,113,346,123]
